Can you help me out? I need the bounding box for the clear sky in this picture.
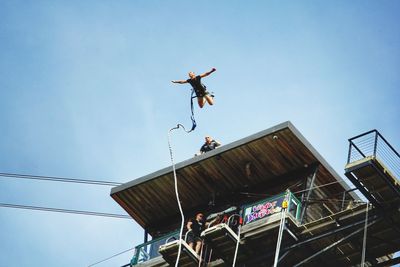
[0,1,399,266]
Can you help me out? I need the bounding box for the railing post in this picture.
[373,130,378,157]
[131,247,139,266]
[341,191,346,211]
[144,228,148,243]
[347,141,353,164]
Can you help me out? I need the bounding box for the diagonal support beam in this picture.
[344,171,380,208]
[292,219,379,267]
[282,213,380,252]
[300,165,319,224]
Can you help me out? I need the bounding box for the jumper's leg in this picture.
[197,97,206,108]
[205,94,214,105]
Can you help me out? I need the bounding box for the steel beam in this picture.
[243,214,381,266]
[282,214,380,252]
[300,165,319,224]
[344,171,380,208]
[293,219,379,267]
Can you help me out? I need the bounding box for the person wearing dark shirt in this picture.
[186,212,219,254]
[200,136,221,154]
[186,213,205,254]
[171,68,216,108]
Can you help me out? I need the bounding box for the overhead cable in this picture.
[291,180,345,195]
[0,172,122,186]
[0,202,130,219]
[87,247,134,267]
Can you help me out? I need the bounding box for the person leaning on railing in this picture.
[200,136,221,154]
[186,212,220,254]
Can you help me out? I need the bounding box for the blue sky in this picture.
[1,1,399,266]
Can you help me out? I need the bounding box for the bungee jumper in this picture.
[171,67,216,108]
[170,68,217,132]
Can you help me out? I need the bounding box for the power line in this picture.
[88,247,134,267]
[0,172,122,186]
[291,180,345,195]
[0,202,130,219]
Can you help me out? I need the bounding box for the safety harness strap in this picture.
[190,89,197,132]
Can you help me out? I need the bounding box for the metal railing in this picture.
[130,230,180,265]
[347,129,399,179]
[129,190,303,266]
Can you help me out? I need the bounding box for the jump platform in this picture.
[158,239,199,267]
[201,223,240,264]
[345,156,400,208]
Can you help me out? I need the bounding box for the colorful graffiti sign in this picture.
[243,196,284,225]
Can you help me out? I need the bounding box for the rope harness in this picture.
[188,84,214,133]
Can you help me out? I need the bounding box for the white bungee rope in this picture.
[167,124,189,267]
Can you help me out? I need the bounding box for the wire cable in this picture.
[241,181,356,200]
[291,180,344,195]
[0,172,122,186]
[0,202,130,219]
[87,247,134,267]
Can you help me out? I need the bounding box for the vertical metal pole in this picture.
[144,228,148,243]
[300,165,319,224]
[231,210,243,267]
[347,140,353,164]
[361,201,369,267]
[273,191,289,267]
[341,191,346,211]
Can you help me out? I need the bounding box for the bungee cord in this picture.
[167,124,191,267]
[165,81,212,265]
[189,89,197,132]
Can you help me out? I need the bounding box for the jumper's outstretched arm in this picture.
[171,80,188,84]
[199,68,216,78]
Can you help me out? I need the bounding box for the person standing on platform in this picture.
[186,212,219,255]
[200,136,221,154]
[186,213,206,254]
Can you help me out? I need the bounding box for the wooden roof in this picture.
[111,121,356,236]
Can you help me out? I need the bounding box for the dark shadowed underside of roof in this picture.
[111,121,356,236]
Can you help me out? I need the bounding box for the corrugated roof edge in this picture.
[110,121,359,200]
